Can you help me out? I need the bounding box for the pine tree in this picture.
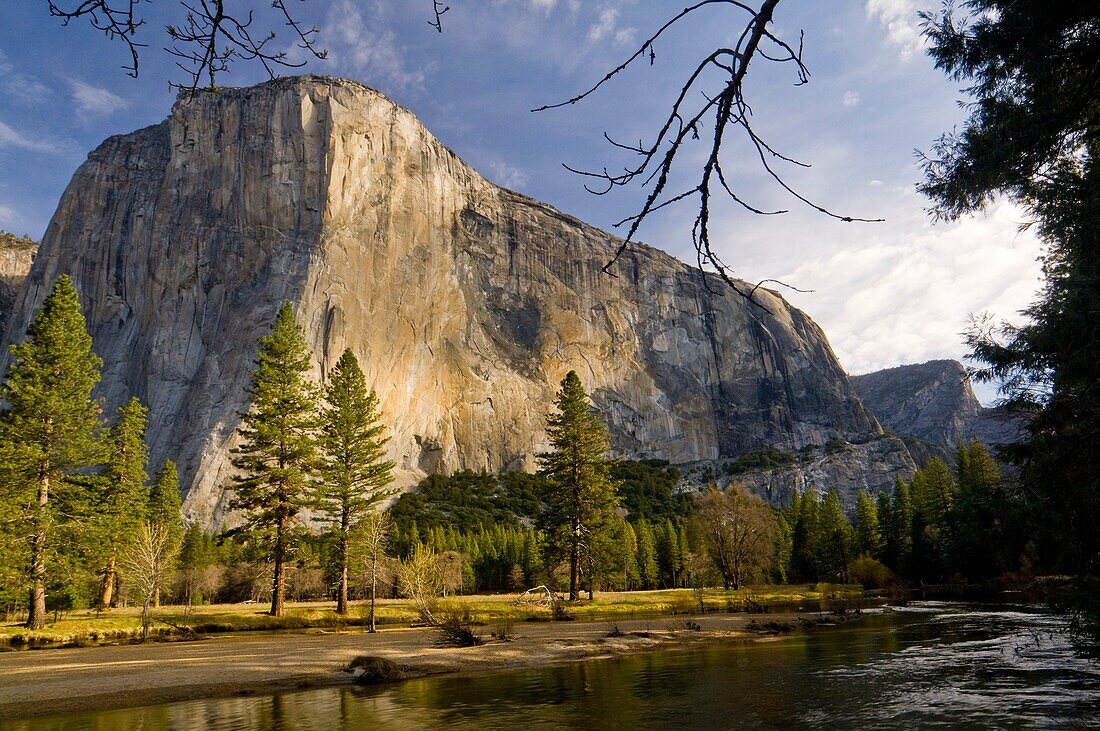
[315,348,395,614]
[93,397,150,608]
[955,439,1005,580]
[148,460,184,538]
[815,491,853,583]
[876,490,894,565]
[853,491,882,559]
[888,477,913,574]
[0,276,102,629]
[537,371,619,600]
[229,302,319,617]
[634,519,658,589]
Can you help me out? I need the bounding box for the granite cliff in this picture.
[3,76,907,527]
[852,359,1029,455]
[0,232,37,341]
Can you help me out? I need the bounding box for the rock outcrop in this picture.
[0,232,37,342]
[852,359,1029,453]
[3,76,898,528]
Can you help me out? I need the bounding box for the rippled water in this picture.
[9,604,1099,730]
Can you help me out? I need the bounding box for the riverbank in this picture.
[0,585,865,648]
[0,606,863,720]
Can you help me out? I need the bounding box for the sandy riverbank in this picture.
[0,611,845,720]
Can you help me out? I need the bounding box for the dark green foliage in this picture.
[149,460,184,541]
[611,459,690,523]
[90,397,150,607]
[537,371,619,600]
[0,276,103,628]
[390,471,546,535]
[229,302,319,617]
[315,349,395,613]
[853,491,882,559]
[725,448,795,475]
[920,2,1100,577]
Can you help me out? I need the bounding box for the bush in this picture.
[435,612,482,647]
[848,556,895,590]
[345,656,408,684]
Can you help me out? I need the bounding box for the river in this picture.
[5,603,1098,729]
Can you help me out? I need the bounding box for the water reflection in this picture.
[8,605,1099,730]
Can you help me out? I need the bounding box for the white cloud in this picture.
[0,202,15,227]
[529,0,557,12]
[0,50,50,104]
[486,159,530,190]
[842,90,861,107]
[865,0,926,60]
[775,201,1043,379]
[0,119,56,153]
[588,8,619,42]
[320,0,426,91]
[68,79,129,117]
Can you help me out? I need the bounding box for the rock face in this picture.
[0,232,37,342]
[852,359,1028,451]
[3,76,892,528]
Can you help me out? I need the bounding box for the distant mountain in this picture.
[852,360,1029,454]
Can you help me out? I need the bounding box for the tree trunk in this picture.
[100,557,116,609]
[337,528,349,615]
[270,516,287,617]
[369,556,377,633]
[568,527,579,601]
[25,470,49,630]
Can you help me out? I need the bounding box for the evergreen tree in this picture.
[920,3,1100,575]
[229,302,319,617]
[635,519,659,589]
[955,439,1005,580]
[790,492,820,582]
[0,276,102,629]
[910,457,959,579]
[93,397,150,608]
[876,490,894,565]
[315,348,395,614]
[815,491,853,583]
[537,371,619,600]
[888,477,913,574]
[853,491,882,559]
[148,460,184,538]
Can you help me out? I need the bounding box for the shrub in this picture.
[848,556,895,590]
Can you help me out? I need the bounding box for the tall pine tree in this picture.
[537,371,619,600]
[93,397,150,608]
[0,276,102,629]
[230,302,319,617]
[316,348,396,614]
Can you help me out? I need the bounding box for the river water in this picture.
[7,603,1099,729]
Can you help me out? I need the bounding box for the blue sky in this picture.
[0,1,1042,403]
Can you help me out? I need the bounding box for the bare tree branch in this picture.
[47,0,146,77]
[535,0,882,299]
[166,0,327,92]
[428,0,449,33]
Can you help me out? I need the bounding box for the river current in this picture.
[7,603,1099,729]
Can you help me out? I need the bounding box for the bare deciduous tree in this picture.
[397,544,442,624]
[119,523,174,640]
[349,510,391,632]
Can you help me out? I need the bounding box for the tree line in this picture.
[0,277,1031,635]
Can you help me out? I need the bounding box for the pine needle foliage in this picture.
[0,276,102,628]
[537,371,619,600]
[229,302,319,617]
[315,348,395,614]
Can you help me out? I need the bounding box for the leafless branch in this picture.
[165,0,327,92]
[428,0,449,33]
[48,0,146,77]
[536,0,882,299]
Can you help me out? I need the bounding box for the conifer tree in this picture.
[635,519,658,589]
[230,302,319,617]
[537,371,619,600]
[0,276,102,629]
[94,397,150,608]
[853,491,882,559]
[888,477,913,573]
[816,491,853,583]
[148,460,183,538]
[148,460,184,607]
[315,348,395,614]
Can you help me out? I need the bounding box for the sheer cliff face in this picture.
[852,359,1028,451]
[3,76,883,527]
[0,233,36,341]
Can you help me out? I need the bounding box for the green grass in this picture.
[0,584,865,647]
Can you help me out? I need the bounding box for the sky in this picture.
[0,1,1044,404]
